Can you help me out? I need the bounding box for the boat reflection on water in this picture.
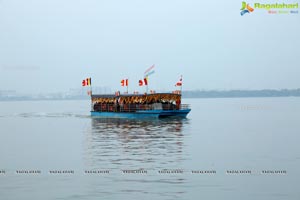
[83,118,190,199]
[84,118,190,170]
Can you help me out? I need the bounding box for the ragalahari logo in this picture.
[241,2,254,15]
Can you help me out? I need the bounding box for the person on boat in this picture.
[114,98,120,112]
[176,99,181,110]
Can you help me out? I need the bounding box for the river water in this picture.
[0,98,299,199]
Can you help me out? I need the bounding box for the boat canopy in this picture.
[91,93,181,104]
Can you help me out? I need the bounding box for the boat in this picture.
[90,92,191,118]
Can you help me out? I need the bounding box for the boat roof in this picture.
[91,93,181,99]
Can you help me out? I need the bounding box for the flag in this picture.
[144,64,155,77]
[175,76,182,86]
[82,77,91,86]
[87,77,91,86]
[144,64,155,74]
[121,79,128,86]
[139,80,143,86]
[139,78,148,86]
[145,70,155,78]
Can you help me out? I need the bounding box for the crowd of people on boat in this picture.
[92,93,182,112]
[93,101,179,112]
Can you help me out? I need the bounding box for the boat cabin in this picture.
[91,93,182,113]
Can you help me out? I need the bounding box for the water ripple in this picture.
[84,118,190,170]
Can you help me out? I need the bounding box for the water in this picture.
[0,98,299,199]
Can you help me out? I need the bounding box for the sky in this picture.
[0,0,299,94]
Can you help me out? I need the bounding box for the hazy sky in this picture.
[0,0,299,94]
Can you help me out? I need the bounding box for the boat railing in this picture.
[93,103,157,112]
[180,104,190,110]
[92,103,190,112]
[120,104,153,112]
[162,104,190,110]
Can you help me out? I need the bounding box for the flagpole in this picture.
[146,76,148,93]
[90,83,93,111]
[144,64,155,94]
[180,75,182,94]
[90,77,93,95]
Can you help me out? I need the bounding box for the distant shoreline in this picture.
[183,89,300,98]
[1,89,299,101]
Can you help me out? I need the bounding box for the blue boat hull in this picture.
[159,109,191,118]
[91,110,162,118]
[91,109,191,118]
